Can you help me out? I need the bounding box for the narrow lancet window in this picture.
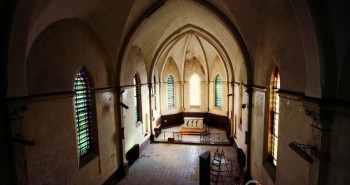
[134,75,141,122]
[215,75,222,107]
[74,71,93,157]
[190,74,201,106]
[270,68,280,166]
[167,75,175,107]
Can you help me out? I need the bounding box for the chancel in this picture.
[1,0,350,185]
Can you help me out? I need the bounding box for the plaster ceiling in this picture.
[127,0,247,81]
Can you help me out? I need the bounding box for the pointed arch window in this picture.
[167,75,175,108]
[153,76,157,110]
[239,79,243,129]
[134,75,142,123]
[215,75,222,107]
[74,71,94,157]
[190,74,201,106]
[269,68,280,166]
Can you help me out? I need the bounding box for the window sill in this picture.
[190,105,200,109]
[214,106,222,110]
[136,121,143,127]
[79,152,98,169]
[263,161,276,182]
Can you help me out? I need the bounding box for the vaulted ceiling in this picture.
[8,0,325,98]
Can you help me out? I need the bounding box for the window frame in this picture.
[134,74,142,124]
[189,74,201,107]
[263,67,280,180]
[167,75,175,108]
[153,75,157,110]
[73,70,98,167]
[269,68,280,167]
[215,74,222,108]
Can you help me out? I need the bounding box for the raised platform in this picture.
[178,126,208,135]
[179,117,208,135]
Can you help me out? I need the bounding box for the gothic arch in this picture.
[26,19,113,95]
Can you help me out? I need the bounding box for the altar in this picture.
[178,117,208,135]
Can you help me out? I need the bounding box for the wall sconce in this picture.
[289,142,317,163]
[119,102,129,109]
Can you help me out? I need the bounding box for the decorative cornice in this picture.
[93,87,117,93]
[251,85,268,92]
[278,89,304,101]
[7,91,74,105]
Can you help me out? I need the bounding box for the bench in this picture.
[154,124,161,138]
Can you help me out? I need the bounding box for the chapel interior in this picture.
[1,0,350,185]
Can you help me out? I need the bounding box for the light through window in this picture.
[190,74,200,106]
[153,76,157,110]
[270,68,280,166]
[74,71,93,157]
[215,75,222,107]
[167,75,174,107]
[134,75,141,122]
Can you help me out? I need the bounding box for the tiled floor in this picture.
[117,143,244,185]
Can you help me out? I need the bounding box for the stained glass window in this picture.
[134,75,141,122]
[167,75,175,107]
[270,68,280,166]
[215,75,222,107]
[74,71,93,157]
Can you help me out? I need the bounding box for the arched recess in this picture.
[161,57,181,114]
[161,57,181,83]
[120,45,148,86]
[289,0,323,97]
[120,45,150,153]
[150,25,236,84]
[26,19,114,95]
[209,56,229,116]
[254,1,307,93]
[184,58,205,82]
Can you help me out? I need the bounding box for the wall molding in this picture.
[7,91,74,104]
[278,89,304,101]
[251,85,268,92]
[93,87,117,93]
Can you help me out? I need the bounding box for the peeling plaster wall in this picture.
[24,92,119,185]
[250,90,314,185]
[275,96,311,185]
[121,85,150,152]
[250,90,266,181]
[20,19,120,184]
[234,83,248,168]
[120,46,150,152]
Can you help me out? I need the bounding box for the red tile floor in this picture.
[117,143,244,185]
